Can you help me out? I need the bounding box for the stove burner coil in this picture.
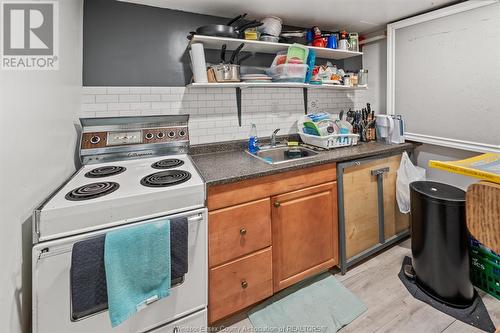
[151,159,184,169]
[140,170,191,187]
[65,182,120,201]
[85,166,126,178]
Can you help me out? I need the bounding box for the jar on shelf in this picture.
[343,75,351,87]
[358,69,368,86]
[351,74,359,86]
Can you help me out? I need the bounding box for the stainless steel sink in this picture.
[246,145,319,165]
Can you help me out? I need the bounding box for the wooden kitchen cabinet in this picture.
[207,163,338,323]
[271,182,338,291]
[338,153,410,273]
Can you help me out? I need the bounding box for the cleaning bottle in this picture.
[248,123,259,153]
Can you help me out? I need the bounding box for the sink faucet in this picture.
[270,128,280,147]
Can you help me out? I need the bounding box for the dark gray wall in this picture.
[83,0,277,86]
[83,0,357,86]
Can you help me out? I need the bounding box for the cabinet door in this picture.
[342,154,409,259]
[272,182,338,292]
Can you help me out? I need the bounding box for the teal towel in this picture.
[104,219,171,327]
[248,272,366,333]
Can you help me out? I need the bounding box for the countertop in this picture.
[191,141,417,186]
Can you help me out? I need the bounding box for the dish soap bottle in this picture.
[248,123,259,153]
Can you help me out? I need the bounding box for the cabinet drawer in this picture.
[209,198,271,267]
[209,248,273,323]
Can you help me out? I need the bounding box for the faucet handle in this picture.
[273,128,281,135]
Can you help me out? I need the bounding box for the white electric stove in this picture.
[32,115,208,333]
[36,154,204,242]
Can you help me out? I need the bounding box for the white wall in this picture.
[0,1,83,332]
[414,144,479,190]
[393,1,500,150]
[362,37,387,114]
[358,33,483,189]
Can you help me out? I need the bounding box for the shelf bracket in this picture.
[236,87,242,127]
[303,87,308,115]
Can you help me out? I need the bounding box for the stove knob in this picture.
[179,130,186,137]
[145,132,154,140]
[90,135,101,144]
[157,132,165,139]
[167,131,176,138]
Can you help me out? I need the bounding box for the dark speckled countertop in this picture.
[190,140,418,186]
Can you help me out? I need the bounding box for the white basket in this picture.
[299,132,359,149]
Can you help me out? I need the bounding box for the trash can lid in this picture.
[410,181,465,203]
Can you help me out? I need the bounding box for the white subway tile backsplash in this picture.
[81,86,370,144]
[107,87,130,94]
[129,102,151,110]
[95,110,120,117]
[119,95,140,103]
[170,87,186,94]
[82,95,95,104]
[82,103,107,112]
[161,94,182,102]
[95,94,119,103]
[129,87,151,94]
[83,86,107,95]
[151,102,170,110]
[107,103,130,111]
[141,94,161,102]
[150,87,171,94]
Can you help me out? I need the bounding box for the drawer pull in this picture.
[239,228,247,236]
[241,280,248,289]
[274,202,281,208]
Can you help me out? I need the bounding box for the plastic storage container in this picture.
[266,64,308,82]
[410,181,474,307]
[375,115,394,145]
[469,237,500,300]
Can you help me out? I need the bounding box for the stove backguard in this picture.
[79,115,190,165]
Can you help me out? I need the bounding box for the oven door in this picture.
[32,208,207,333]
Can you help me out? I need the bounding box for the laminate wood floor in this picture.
[214,239,500,333]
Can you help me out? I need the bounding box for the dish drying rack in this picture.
[299,132,359,149]
[297,114,359,149]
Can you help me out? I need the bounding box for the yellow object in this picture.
[244,29,259,40]
[429,153,500,184]
[287,141,299,147]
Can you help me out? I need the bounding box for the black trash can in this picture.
[410,181,474,307]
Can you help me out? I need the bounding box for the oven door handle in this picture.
[187,215,203,223]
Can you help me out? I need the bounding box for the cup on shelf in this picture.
[327,35,338,49]
[338,39,350,51]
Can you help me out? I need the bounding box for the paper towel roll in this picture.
[190,43,208,83]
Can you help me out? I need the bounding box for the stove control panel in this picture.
[142,126,189,144]
[107,131,142,146]
[81,126,189,150]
